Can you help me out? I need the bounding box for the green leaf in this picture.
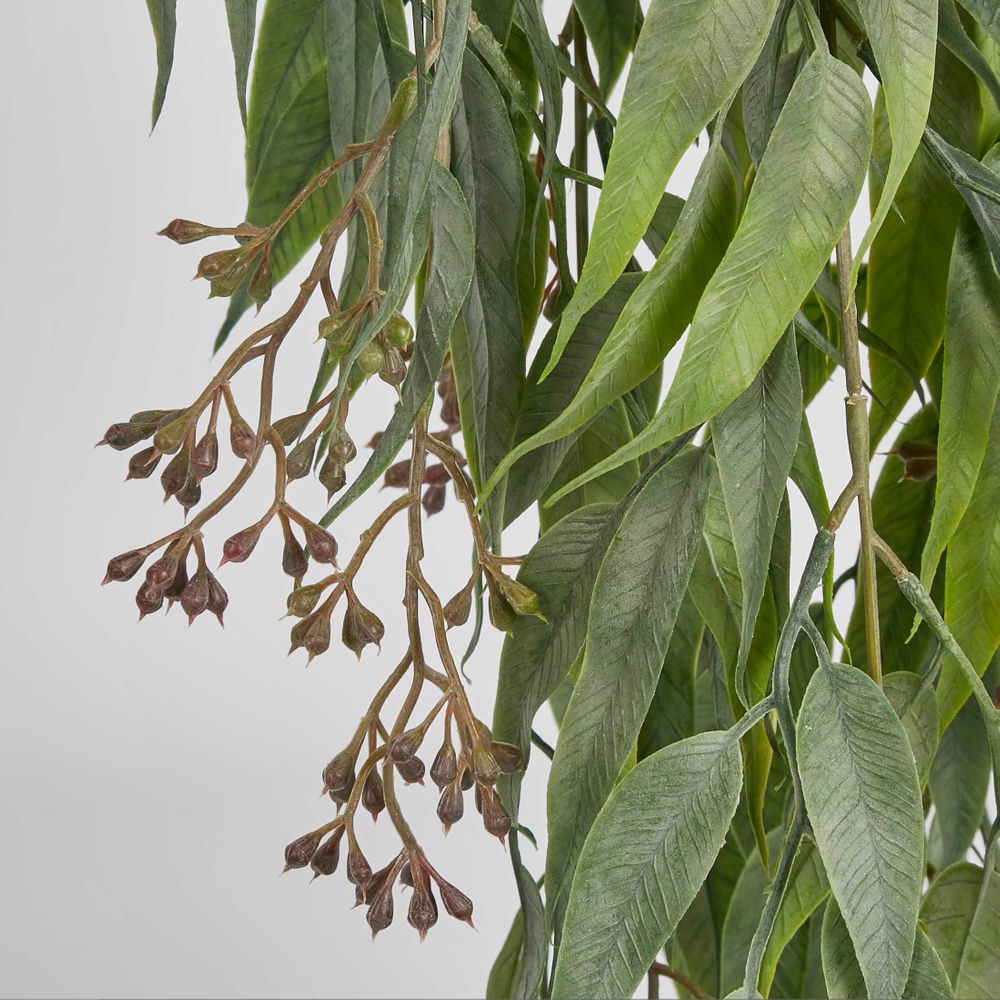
[790,415,831,526]
[883,671,940,787]
[867,48,981,448]
[546,51,872,498]
[451,50,526,534]
[483,133,738,501]
[322,165,473,524]
[937,399,1000,727]
[939,0,1000,116]
[771,907,828,1000]
[509,862,546,1000]
[144,0,177,131]
[714,329,801,704]
[921,861,1000,998]
[929,692,992,872]
[741,0,795,165]
[224,0,258,127]
[822,899,954,999]
[552,732,744,999]
[572,0,637,95]
[327,0,379,170]
[545,449,711,930]
[921,149,1000,594]
[959,0,1000,46]
[544,0,779,374]
[797,662,925,999]
[487,905,526,1000]
[850,0,938,290]
[474,0,515,42]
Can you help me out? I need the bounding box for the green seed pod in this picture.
[286,583,322,618]
[489,741,524,774]
[318,312,356,358]
[379,76,419,137]
[318,453,347,499]
[127,446,161,481]
[195,247,242,281]
[208,258,250,299]
[328,428,357,465]
[153,415,190,456]
[384,312,413,349]
[342,594,385,657]
[285,437,316,481]
[248,253,272,308]
[271,411,311,446]
[356,339,384,377]
[487,584,517,633]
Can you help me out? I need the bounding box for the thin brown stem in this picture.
[648,962,712,1000]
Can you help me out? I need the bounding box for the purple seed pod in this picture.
[489,741,524,775]
[383,459,411,489]
[191,430,218,480]
[160,450,191,501]
[157,219,219,244]
[145,554,180,593]
[135,581,164,620]
[304,612,332,662]
[229,417,256,461]
[407,883,438,939]
[304,523,338,566]
[341,595,384,658]
[126,446,161,481]
[479,786,511,844]
[366,884,395,937]
[220,523,263,566]
[346,844,372,889]
[309,827,344,879]
[422,483,446,517]
[430,740,457,790]
[283,830,323,871]
[386,727,423,764]
[206,573,229,626]
[436,781,464,833]
[435,877,474,926]
[180,567,210,624]
[98,422,147,451]
[423,464,449,486]
[175,474,202,514]
[395,755,425,785]
[361,769,385,822]
[281,530,309,581]
[103,549,148,585]
[321,749,356,798]
[471,744,500,786]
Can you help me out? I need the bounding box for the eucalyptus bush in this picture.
[98,0,1000,997]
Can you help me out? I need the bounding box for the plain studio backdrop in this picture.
[0,3,872,997]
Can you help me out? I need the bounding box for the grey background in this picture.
[0,2,868,997]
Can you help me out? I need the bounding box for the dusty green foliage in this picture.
[97,0,1000,994]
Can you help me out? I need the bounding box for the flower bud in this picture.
[180,567,210,624]
[304,611,332,662]
[443,588,472,629]
[249,253,273,308]
[395,755,425,785]
[286,583,322,618]
[436,877,474,926]
[383,460,411,488]
[271,412,311,447]
[342,595,384,658]
[310,827,344,878]
[436,781,464,832]
[318,453,347,499]
[380,76,418,137]
[487,585,517,632]
[384,313,413,349]
[347,844,372,888]
[158,219,220,244]
[362,769,385,822]
[195,247,242,281]
[489,741,524,774]
[285,438,316,481]
[127,446,161,481]
[283,829,323,871]
[160,450,191,501]
[479,786,511,843]
[422,484,446,517]
[304,522,338,565]
[103,549,147,585]
[408,884,438,939]
[136,581,164,620]
[220,522,264,565]
[387,727,424,764]
[322,749,356,798]
[472,744,500,785]
[229,417,256,460]
[430,741,457,790]
[206,573,229,626]
[153,415,190,456]
[281,530,309,581]
[145,553,180,593]
[356,340,384,377]
[191,430,218,479]
[99,422,147,451]
[328,428,357,465]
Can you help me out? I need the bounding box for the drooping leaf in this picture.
[545,51,872,498]
[552,732,744,999]
[741,0,795,165]
[714,329,801,704]
[920,149,1000,593]
[571,0,638,95]
[322,164,473,523]
[508,861,546,1000]
[822,898,954,999]
[883,670,940,787]
[867,48,981,448]
[327,0,379,173]
[797,662,925,999]
[850,0,938,289]
[921,861,1000,998]
[144,0,177,131]
[224,0,258,127]
[928,694,991,871]
[544,0,780,374]
[545,449,711,930]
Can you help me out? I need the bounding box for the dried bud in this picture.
[285,438,316,481]
[152,415,190,456]
[191,430,218,479]
[310,827,344,878]
[271,412,311,447]
[318,313,356,357]
[304,611,332,662]
[487,585,517,632]
[436,781,464,832]
[396,755,425,785]
[383,459,411,489]
[229,417,256,460]
[472,745,500,786]
[322,749,356,798]
[443,588,472,629]
[206,573,229,626]
[136,582,165,620]
[249,253,273,308]
[378,346,406,388]
[430,741,457,790]
[435,877,474,926]
[489,741,524,774]
[104,549,147,585]
[221,522,264,565]
[384,312,413,349]
[479,785,511,843]
[347,844,372,888]
[357,340,384,377]
[283,829,323,871]
[180,567,210,624]
[422,484,446,517]
[362,770,385,822]
[175,473,202,514]
[160,450,191,501]
[99,421,147,451]
[304,522,338,565]
[127,446,161,481]
[286,583,322,618]
[318,453,347,499]
[342,595,385,658]
[281,530,309,581]
[329,428,357,464]
[195,247,243,281]
[158,219,220,244]
[408,884,438,939]
[145,554,180,593]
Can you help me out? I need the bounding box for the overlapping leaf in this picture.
[572,0,637,94]
[144,0,177,130]
[883,670,940,787]
[224,0,258,126]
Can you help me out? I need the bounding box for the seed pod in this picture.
[487,585,517,632]
[367,431,383,449]
[436,781,464,832]
[430,741,457,790]
[378,346,406,388]
[289,616,311,655]
[126,446,161,481]
[249,253,272,308]
[304,612,332,662]
[362,769,385,822]
[317,313,356,357]
[384,312,413,350]
[895,440,937,461]
[460,766,474,792]
[328,428,357,465]
[383,459,411,489]
[356,340,384,377]
[380,76,418,136]
[195,247,243,281]
[443,587,472,629]
[422,484,446,517]
[205,573,229,626]
[180,567,211,624]
[285,438,316,481]
[346,844,372,888]
[229,417,256,461]
[436,877,474,926]
[423,464,448,486]
[163,558,189,605]
[304,522,338,565]
[281,530,309,581]
[441,385,460,429]
[286,583,322,618]
[175,474,202,514]
[318,453,347,499]
[145,554,180,593]
[395,755,425,785]
[491,572,545,620]
[103,549,147,584]
[479,786,511,843]
[136,582,165,620]
[408,883,438,939]
[366,883,395,937]
[160,450,191,501]
[191,430,218,479]
[271,412,311,447]
[322,749,356,798]
[387,727,424,764]
[220,522,264,565]
[399,861,414,888]
[99,421,147,451]
[489,741,524,775]
[208,258,249,299]
[342,595,385,658]
[901,456,936,482]
[472,745,500,786]
[158,219,219,244]
[152,415,190,456]
[283,830,323,871]
[310,827,344,879]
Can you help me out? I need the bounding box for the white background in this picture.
[0,2,872,997]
